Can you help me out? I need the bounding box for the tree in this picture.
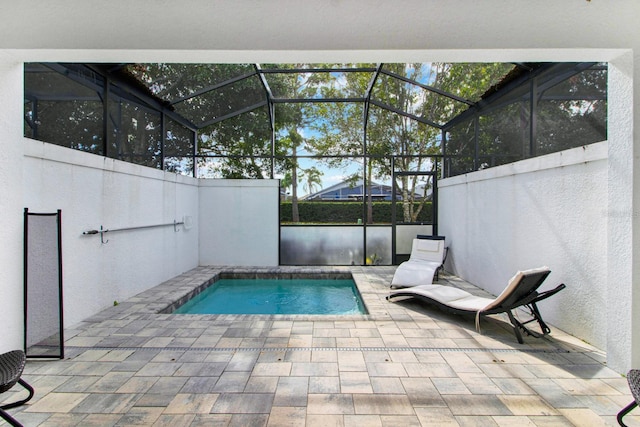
[280,129,303,222]
[269,64,331,222]
[128,63,274,178]
[307,62,516,222]
[445,64,607,174]
[307,63,435,222]
[27,62,606,210]
[300,166,323,195]
[25,65,106,156]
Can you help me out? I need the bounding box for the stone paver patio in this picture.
[1,266,636,426]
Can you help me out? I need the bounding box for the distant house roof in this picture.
[303,179,433,201]
[304,179,393,201]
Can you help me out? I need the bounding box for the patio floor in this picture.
[2,266,636,426]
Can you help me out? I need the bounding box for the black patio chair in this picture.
[618,369,640,426]
[387,266,565,344]
[0,350,35,427]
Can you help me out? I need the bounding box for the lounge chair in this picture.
[0,350,34,427]
[387,266,565,343]
[391,237,447,288]
[618,369,640,426]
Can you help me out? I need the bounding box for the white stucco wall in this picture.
[199,179,279,266]
[19,138,280,340]
[23,138,200,328]
[439,142,608,349]
[0,55,25,352]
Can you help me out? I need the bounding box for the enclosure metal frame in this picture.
[440,62,606,176]
[390,161,439,265]
[23,62,607,265]
[24,61,606,180]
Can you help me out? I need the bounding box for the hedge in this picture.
[280,201,433,224]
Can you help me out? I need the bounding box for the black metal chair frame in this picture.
[480,283,566,344]
[618,369,640,426]
[0,350,35,427]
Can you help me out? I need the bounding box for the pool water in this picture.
[173,278,367,315]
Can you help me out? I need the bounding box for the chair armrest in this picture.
[530,283,566,304]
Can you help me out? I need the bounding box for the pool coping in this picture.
[81,265,398,325]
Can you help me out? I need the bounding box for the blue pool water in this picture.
[173,278,367,315]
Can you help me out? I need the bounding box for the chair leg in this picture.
[617,400,637,426]
[507,303,552,341]
[506,311,524,344]
[527,302,552,335]
[0,379,35,410]
[0,406,24,427]
[0,378,34,427]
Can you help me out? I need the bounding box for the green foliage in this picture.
[25,62,607,184]
[280,201,433,224]
[445,65,608,174]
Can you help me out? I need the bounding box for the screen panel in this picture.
[24,209,63,359]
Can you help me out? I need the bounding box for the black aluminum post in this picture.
[22,208,28,354]
[529,77,538,158]
[160,112,166,171]
[441,129,447,178]
[362,157,367,266]
[56,210,64,359]
[474,115,480,171]
[362,102,368,266]
[270,102,276,179]
[103,76,109,157]
[260,67,377,74]
[193,129,198,178]
[272,97,365,104]
[432,174,438,236]
[391,157,397,265]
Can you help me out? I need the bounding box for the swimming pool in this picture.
[171,275,368,315]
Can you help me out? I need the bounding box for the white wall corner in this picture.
[198,179,280,267]
[606,50,636,373]
[0,55,25,352]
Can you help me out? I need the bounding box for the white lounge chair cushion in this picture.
[410,239,444,263]
[391,238,445,287]
[392,284,494,311]
[390,266,550,313]
[390,260,440,287]
[388,266,552,334]
[481,266,550,312]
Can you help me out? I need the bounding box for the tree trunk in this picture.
[401,175,411,222]
[366,159,374,224]
[291,148,300,223]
